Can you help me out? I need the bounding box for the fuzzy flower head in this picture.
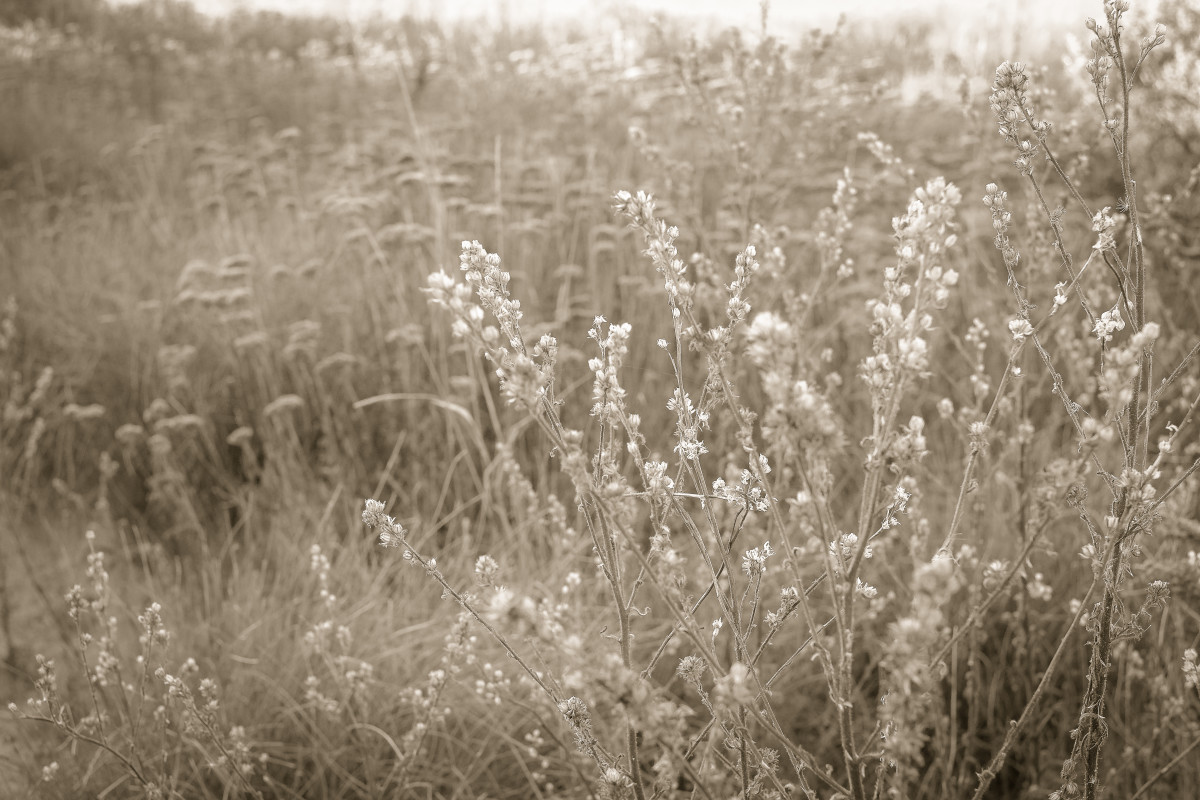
[614,189,694,314]
[558,696,589,726]
[1091,207,1119,252]
[644,460,675,505]
[724,245,759,328]
[362,499,406,548]
[744,311,795,373]
[588,317,632,425]
[741,541,775,577]
[1093,303,1125,344]
[426,243,553,412]
[990,61,1032,144]
[1008,318,1034,343]
[458,241,521,344]
[474,555,500,588]
[983,184,1020,269]
[714,662,755,709]
[862,177,960,408]
[677,655,706,685]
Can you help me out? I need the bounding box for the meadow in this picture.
[2,0,1200,797]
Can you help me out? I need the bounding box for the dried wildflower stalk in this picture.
[977,4,1196,799]
[10,531,263,800]
[366,4,1197,798]
[407,166,965,800]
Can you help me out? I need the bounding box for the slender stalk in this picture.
[1130,733,1200,800]
[1080,13,1148,798]
[972,572,1099,800]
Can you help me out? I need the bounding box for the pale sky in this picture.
[184,0,1109,29]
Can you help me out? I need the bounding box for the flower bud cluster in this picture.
[1085,33,1114,98]
[558,695,599,756]
[889,416,928,471]
[648,524,687,599]
[990,61,1032,146]
[880,554,960,790]
[1096,321,1158,415]
[1184,648,1199,690]
[363,497,408,549]
[862,178,961,411]
[713,662,755,710]
[711,455,772,513]
[425,243,556,411]
[157,667,220,732]
[1092,303,1125,344]
[1091,207,1119,253]
[725,245,758,329]
[138,602,170,650]
[816,168,859,279]
[643,461,674,506]
[741,541,775,577]
[588,317,632,429]
[614,190,694,316]
[983,184,1019,271]
[667,389,708,462]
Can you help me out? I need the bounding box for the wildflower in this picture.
[1093,303,1125,343]
[474,555,500,588]
[614,190,694,313]
[714,662,755,708]
[982,560,1008,591]
[990,62,1032,147]
[891,417,928,467]
[588,318,632,424]
[1008,318,1033,342]
[968,421,990,453]
[725,246,759,327]
[1027,573,1053,601]
[603,768,630,788]
[427,242,553,411]
[137,603,169,648]
[741,541,775,577]
[362,498,405,549]
[644,460,674,504]
[674,426,707,461]
[362,498,387,529]
[880,553,959,789]
[1145,580,1170,609]
[677,655,706,685]
[831,532,863,563]
[745,311,793,370]
[1091,207,1118,251]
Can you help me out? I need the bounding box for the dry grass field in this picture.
[2,1,1200,798]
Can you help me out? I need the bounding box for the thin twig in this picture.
[1129,732,1200,800]
[972,573,1100,800]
